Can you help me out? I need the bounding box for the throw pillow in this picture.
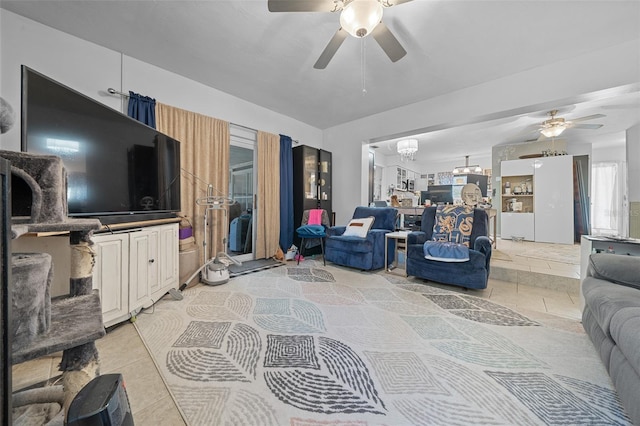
[432,205,474,247]
[343,216,375,238]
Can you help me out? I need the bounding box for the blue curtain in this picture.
[279,135,294,251]
[127,91,156,128]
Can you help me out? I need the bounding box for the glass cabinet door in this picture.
[319,150,331,204]
[303,147,318,201]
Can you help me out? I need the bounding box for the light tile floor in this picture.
[12,238,583,424]
[493,238,581,279]
[489,238,581,294]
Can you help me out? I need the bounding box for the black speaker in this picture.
[66,374,134,426]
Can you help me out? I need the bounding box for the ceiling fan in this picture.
[537,109,605,139]
[268,0,411,69]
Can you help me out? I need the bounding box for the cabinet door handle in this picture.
[149,259,155,264]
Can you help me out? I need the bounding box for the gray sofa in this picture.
[582,253,640,425]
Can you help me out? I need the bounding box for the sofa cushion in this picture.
[609,307,640,377]
[609,345,640,426]
[326,235,373,254]
[582,306,616,372]
[582,277,640,338]
[406,244,488,289]
[432,205,474,246]
[588,254,640,290]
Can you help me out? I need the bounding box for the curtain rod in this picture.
[231,122,299,144]
[108,87,299,143]
[107,88,129,97]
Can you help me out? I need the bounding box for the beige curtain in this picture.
[255,131,280,259]
[156,102,230,263]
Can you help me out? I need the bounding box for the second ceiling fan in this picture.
[268,0,412,69]
[538,109,605,139]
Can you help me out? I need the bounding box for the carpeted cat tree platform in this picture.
[1,149,105,425]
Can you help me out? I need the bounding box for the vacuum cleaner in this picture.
[169,182,242,301]
[169,252,241,301]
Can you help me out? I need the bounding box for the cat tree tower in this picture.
[2,149,105,424]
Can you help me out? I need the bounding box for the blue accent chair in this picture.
[325,206,397,271]
[406,206,492,289]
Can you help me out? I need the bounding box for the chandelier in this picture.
[452,155,482,174]
[397,139,418,161]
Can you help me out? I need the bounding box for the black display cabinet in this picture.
[292,145,332,248]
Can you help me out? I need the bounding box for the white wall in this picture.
[2,10,639,229]
[121,56,322,146]
[0,10,323,152]
[592,140,627,163]
[0,10,123,150]
[627,124,640,202]
[628,124,640,238]
[325,40,640,225]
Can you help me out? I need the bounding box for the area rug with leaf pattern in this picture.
[134,261,631,425]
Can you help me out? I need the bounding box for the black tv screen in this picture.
[421,185,454,205]
[21,66,180,222]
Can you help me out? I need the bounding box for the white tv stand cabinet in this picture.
[92,219,179,327]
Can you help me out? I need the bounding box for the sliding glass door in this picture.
[228,125,257,261]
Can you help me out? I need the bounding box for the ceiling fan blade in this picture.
[314,28,348,69]
[371,22,407,63]
[518,125,542,141]
[602,103,640,110]
[268,0,337,12]
[571,123,604,130]
[569,113,606,123]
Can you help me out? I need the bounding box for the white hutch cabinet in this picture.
[500,155,574,244]
[92,222,179,327]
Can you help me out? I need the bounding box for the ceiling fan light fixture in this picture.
[340,0,384,38]
[397,138,418,161]
[474,165,482,173]
[540,124,566,138]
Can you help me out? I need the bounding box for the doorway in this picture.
[228,125,257,262]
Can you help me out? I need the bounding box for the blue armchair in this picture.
[325,206,397,271]
[406,206,492,289]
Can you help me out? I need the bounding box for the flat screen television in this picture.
[21,66,181,224]
[421,185,454,205]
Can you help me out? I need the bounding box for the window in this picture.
[591,162,627,236]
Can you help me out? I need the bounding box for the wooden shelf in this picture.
[502,172,534,214]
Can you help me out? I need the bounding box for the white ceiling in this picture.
[2,0,639,163]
